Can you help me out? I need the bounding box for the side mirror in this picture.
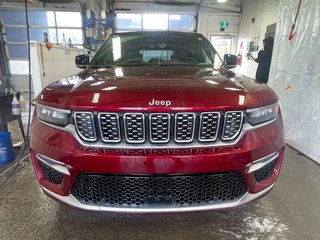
[75,54,89,69]
[224,54,237,69]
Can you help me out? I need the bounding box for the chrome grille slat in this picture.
[98,113,121,143]
[174,113,196,143]
[222,111,244,140]
[124,113,145,143]
[74,112,97,141]
[149,113,170,143]
[199,112,220,142]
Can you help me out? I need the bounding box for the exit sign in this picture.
[220,21,229,27]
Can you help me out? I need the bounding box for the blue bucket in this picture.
[0,131,15,165]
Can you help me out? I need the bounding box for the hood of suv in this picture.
[37,66,278,111]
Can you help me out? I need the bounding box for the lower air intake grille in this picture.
[71,172,247,207]
[254,159,277,182]
[38,160,64,184]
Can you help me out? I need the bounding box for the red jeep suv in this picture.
[30,31,285,213]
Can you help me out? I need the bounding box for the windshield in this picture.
[90,32,223,69]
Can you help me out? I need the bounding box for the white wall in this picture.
[236,0,280,78]
[198,11,240,54]
[269,0,320,163]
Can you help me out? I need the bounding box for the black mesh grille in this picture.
[254,160,277,182]
[150,113,170,143]
[74,112,96,141]
[222,111,243,140]
[175,113,195,143]
[71,172,247,207]
[38,160,64,184]
[199,112,220,142]
[99,113,121,142]
[124,113,145,143]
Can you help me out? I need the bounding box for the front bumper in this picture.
[30,115,285,212]
[41,182,276,213]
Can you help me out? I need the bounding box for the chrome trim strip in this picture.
[247,152,279,173]
[74,112,97,142]
[123,113,145,143]
[149,113,171,143]
[98,113,121,143]
[36,154,71,176]
[41,183,276,213]
[37,117,278,149]
[222,111,244,141]
[174,112,196,143]
[198,112,220,142]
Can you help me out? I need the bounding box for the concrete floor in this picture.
[0,146,319,240]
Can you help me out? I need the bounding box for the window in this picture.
[143,14,168,30]
[116,13,142,30]
[0,9,83,74]
[55,12,82,27]
[116,13,194,32]
[29,11,55,27]
[90,32,218,68]
[57,29,83,44]
[169,15,194,31]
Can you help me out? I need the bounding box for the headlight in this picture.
[36,104,70,127]
[247,102,279,125]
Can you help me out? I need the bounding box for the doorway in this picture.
[210,35,235,58]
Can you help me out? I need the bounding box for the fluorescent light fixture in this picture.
[112,36,121,61]
[225,87,241,91]
[90,81,104,86]
[92,93,100,103]
[102,86,117,91]
[217,0,227,3]
[115,68,124,77]
[238,95,245,105]
[205,80,218,85]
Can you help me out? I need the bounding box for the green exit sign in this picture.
[220,21,229,27]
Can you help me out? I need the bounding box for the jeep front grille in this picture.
[198,112,220,142]
[222,111,243,140]
[124,113,145,143]
[174,113,195,143]
[74,112,96,141]
[150,113,170,143]
[73,111,244,145]
[98,113,121,143]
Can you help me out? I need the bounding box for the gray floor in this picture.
[0,146,319,240]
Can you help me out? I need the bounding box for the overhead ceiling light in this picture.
[217,0,227,3]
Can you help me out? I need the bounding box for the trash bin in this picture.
[0,131,14,165]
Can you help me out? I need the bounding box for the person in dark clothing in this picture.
[251,36,274,83]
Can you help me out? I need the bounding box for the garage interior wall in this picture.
[269,0,320,164]
[236,0,280,78]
